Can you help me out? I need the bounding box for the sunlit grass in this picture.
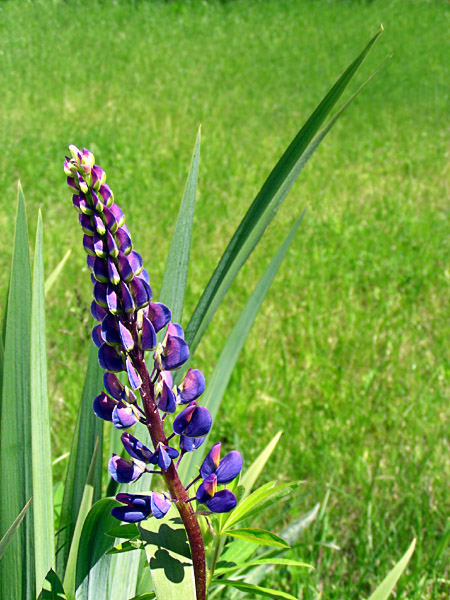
[0,0,449,596]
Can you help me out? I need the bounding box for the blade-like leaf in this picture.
[212,579,299,600]
[222,528,290,549]
[56,341,104,578]
[37,569,67,600]
[213,557,312,577]
[0,183,35,600]
[240,431,283,501]
[45,250,72,296]
[63,439,100,599]
[105,523,140,540]
[159,126,201,324]
[139,515,196,600]
[74,498,118,600]
[178,212,305,483]
[366,539,416,600]
[0,497,32,560]
[31,211,55,590]
[129,595,156,600]
[184,29,383,357]
[222,482,299,531]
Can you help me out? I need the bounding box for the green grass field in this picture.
[1,0,449,597]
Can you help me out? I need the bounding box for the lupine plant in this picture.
[0,27,416,600]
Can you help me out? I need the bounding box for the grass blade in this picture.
[31,211,55,590]
[213,580,299,600]
[184,28,383,357]
[178,212,305,483]
[366,539,416,600]
[45,250,72,296]
[56,342,104,578]
[0,497,32,560]
[0,183,35,600]
[160,126,201,324]
[222,528,290,549]
[239,431,283,501]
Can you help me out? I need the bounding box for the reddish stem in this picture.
[133,353,206,600]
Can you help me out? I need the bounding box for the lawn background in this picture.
[0,0,449,598]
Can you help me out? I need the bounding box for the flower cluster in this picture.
[64,145,242,523]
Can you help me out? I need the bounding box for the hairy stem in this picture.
[134,353,206,600]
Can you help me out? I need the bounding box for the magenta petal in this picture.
[119,321,134,351]
[215,451,243,484]
[98,343,123,372]
[205,490,237,513]
[147,302,171,333]
[126,356,142,390]
[141,316,157,350]
[151,492,172,519]
[108,454,144,484]
[93,392,116,421]
[103,372,124,401]
[167,323,184,339]
[112,403,138,429]
[161,334,189,371]
[178,368,205,404]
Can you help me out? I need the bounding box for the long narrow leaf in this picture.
[0,497,32,560]
[367,539,416,600]
[212,580,299,600]
[31,211,55,590]
[0,183,35,600]
[178,212,305,483]
[63,439,100,599]
[75,498,118,600]
[239,431,283,500]
[159,126,201,324]
[57,342,104,578]
[184,28,383,357]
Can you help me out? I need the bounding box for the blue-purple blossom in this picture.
[111,492,171,523]
[108,454,145,484]
[173,401,212,438]
[195,474,237,513]
[200,443,243,484]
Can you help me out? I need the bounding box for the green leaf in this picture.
[159,126,200,325]
[366,539,416,600]
[31,211,55,591]
[63,439,100,599]
[212,579,299,600]
[0,497,32,560]
[222,481,298,530]
[129,594,156,600]
[105,523,140,540]
[184,28,383,357]
[56,341,104,578]
[240,431,283,501]
[0,183,35,600]
[37,569,67,600]
[74,497,118,600]
[139,515,196,600]
[213,557,312,577]
[178,212,305,483]
[45,249,71,296]
[222,528,290,549]
[107,540,144,555]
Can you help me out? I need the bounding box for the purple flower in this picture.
[111,492,172,523]
[173,401,212,438]
[195,473,237,513]
[108,454,145,484]
[176,368,205,404]
[200,443,243,484]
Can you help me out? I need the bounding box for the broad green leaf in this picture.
[178,212,305,483]
[63,439,100,599]
[222,482,298,530]
[107,540,144,555]
[129,594,156,600]
[366,539,416,600]
[222,528,290,548]
[56,341,103,578]
[31,211,55,591]
[214,557,312,577]
[212,579,299,600]
[105,523,140,540]
[38,569,67,600]
[139,515,196,600]
[184,29,383,357]
[159,126,201,324]
[45,249,71,296]
[240,431,283,500]
[74,498,119,600]
[0,497,32,560]
[0,183,35,600]
[217,537,258,567]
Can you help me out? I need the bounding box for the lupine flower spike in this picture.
[64,145,242,600]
